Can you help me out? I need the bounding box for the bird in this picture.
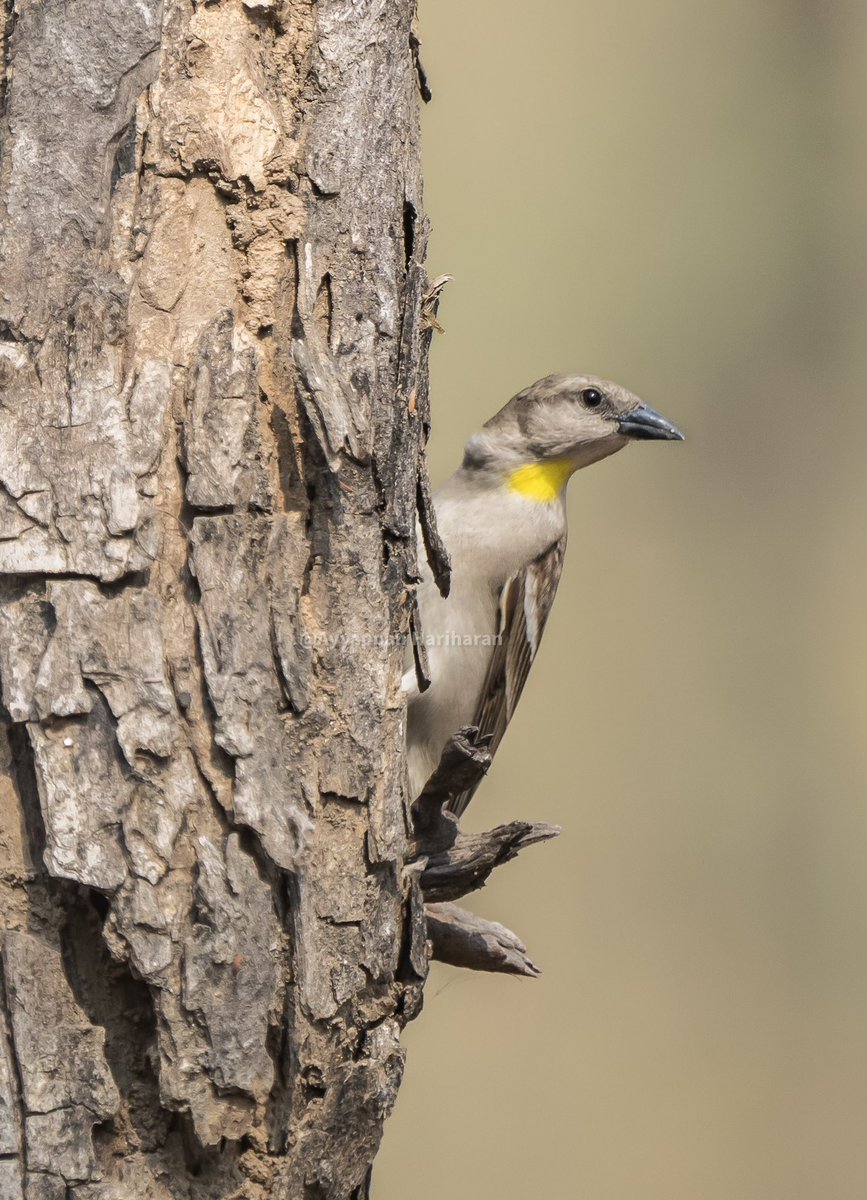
[404,372,683,816]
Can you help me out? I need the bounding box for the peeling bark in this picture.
[0,0,438,1195]
[0,0,561,1192]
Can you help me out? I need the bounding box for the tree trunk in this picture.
[0,0,436,1195]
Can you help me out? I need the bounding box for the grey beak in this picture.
[618,404,685,441]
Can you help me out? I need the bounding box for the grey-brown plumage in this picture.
[448,536,567,816]
[405,373,683,812]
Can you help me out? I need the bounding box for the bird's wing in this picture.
[448,534,567,818]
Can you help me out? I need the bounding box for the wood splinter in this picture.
[426,903,541,978]
[413,729,560,976]
[420,819,560,903]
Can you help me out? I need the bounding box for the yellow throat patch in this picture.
[507,459,573,502]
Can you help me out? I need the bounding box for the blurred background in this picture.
[377,0,867,1197]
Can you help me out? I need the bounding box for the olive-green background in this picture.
[377,2,867,1196]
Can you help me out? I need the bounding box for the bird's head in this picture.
[464,374,684,484]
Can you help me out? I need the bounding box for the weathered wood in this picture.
[426,904,542,978]
[410,726,491,851]
[0,0,563,1192]
[410,727,558,905]
[0,0,438,1194]
[419,821,561,903]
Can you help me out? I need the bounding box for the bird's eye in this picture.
[580,387,603,408]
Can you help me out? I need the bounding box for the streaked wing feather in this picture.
[447,535,567,817]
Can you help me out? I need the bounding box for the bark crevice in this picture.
[0,0,517,1195]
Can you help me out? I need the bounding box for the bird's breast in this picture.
[405,471,567,796]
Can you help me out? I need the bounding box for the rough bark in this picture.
[0,2,560,1196]
[0,0,435,1195]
